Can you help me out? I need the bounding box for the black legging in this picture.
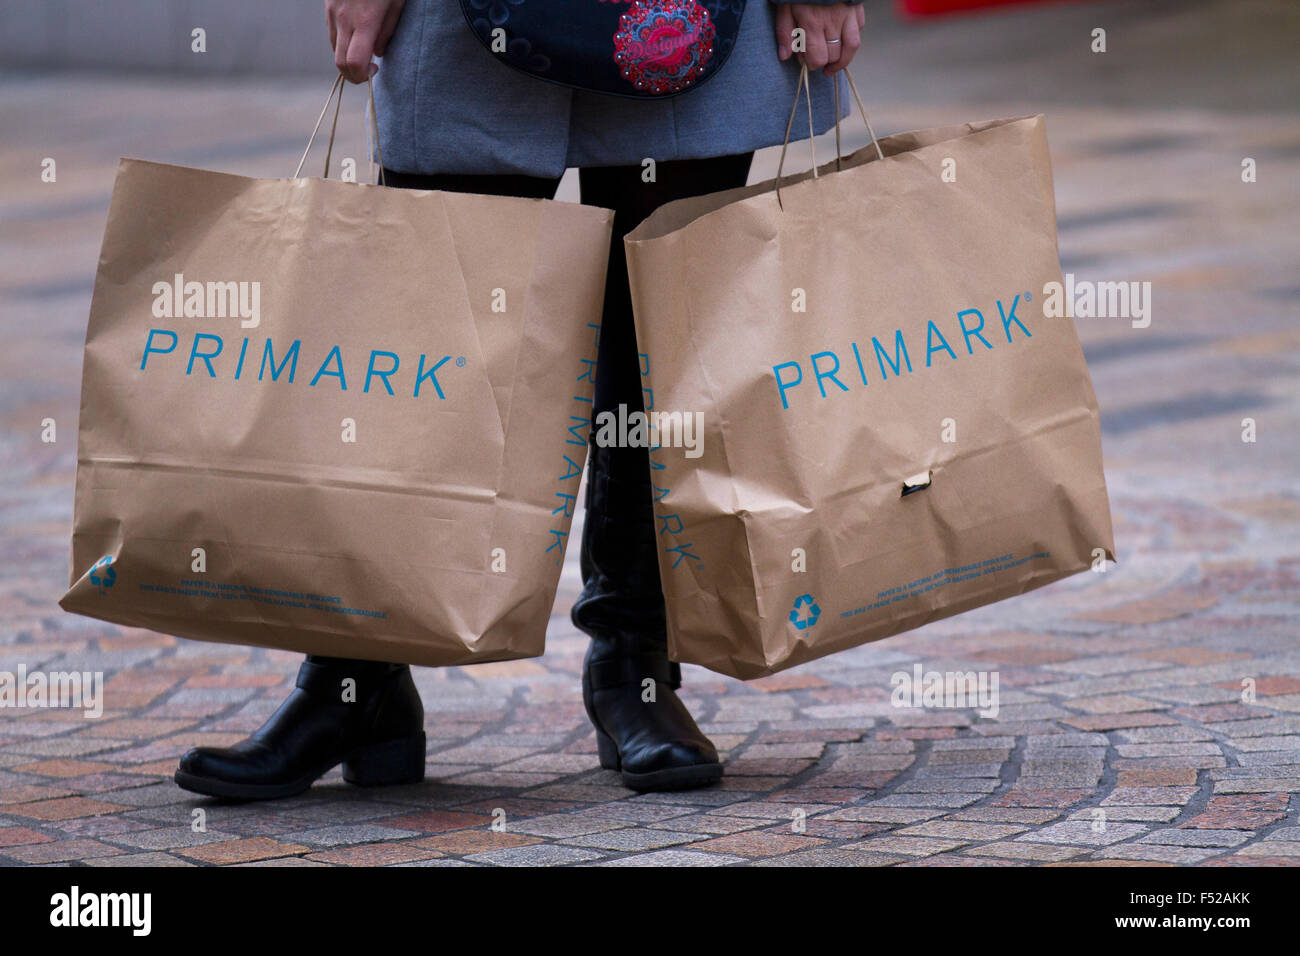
[384,153,754,424]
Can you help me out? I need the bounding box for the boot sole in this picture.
[173,769,322,801]
[594,724,723,793]
[173,733,426,802]
[618,762,724,793]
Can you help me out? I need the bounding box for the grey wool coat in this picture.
[373,0,860,177]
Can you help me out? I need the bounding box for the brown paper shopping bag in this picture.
[60,79,614,666]
[624,72,1115,679]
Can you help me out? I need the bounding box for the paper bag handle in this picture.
[294,73,387,186]
[775,65,884,208]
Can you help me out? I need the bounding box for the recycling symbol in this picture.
[789,593,820,630]
[89,555,116,589]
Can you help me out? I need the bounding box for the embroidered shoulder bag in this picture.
[459,0,748,98]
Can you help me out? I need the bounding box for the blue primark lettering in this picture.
[925,320,958,366]
[872,330,913,378]
[998,295,1031,342]
[140,329,177,369]
[957,309,992,353]
[851,342,869,385]
[364,350,400,395]
[565,415,589,446]
[658,514,684,535]
[309,345,347,389]
[413,354,449,398]
[666,541,699,569]
[768,291,1035,409]
[772,361,802,410]
[138,328,452,399]
[260,339,300,382]
[544,325,600,561]
[811,351,849,397]
[187,333,223,376]
[558,455,583,481]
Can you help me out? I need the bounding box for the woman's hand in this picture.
[326,0,406,83]
[773,3,865,76]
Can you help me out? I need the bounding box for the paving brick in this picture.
[382,810,494,833]
[993,789,1093,809]
[111,828,242,850]
[0,826,54,847]
[1139,828,1250,847]
[950,808,1064,825]
[178,837,310,864]
[3,796,128,820]
[507,813,634,839]
[1022,821,1150,846]
[10,759,120,778]
[1115,769,1200,787]
[691,830,829,857]
[561,828,702,852]
[1100,786,1199,806]
[1215,676,1300,696]
[844,836,966,857]
[659,815,767,835]
[1063,713,1179,732]
[897,821,1030,841]
[281,824,424,846]
[595,849,746,866]
[303,843,441,865]
[1096,843,1220,863]
[464,844,606,866]
[89,852,196,867]
[963,842,1086,862]
[752,848,903,866]
[1179,794,1290,829]
[4,838,125,864]
[407,830,543,854]
[1069,806,1183,823]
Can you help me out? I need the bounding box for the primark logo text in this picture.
[771,293,1032,409]
[139,330,453,399]
[50,886,151,936]
[141,272,452,398]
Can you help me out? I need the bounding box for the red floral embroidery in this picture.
[612,0,716,94]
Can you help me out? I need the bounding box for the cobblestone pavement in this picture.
[2,1,1298,865]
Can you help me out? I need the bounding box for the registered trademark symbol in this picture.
[1024,291,1033,302]
[456,356,466,367]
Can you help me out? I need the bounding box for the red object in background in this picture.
[898,0,1075,16]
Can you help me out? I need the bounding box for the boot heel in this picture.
[594,727,621,771]
[343,733,426,787]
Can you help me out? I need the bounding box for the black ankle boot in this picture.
[174,655,425,800]
[573,444,722,792]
